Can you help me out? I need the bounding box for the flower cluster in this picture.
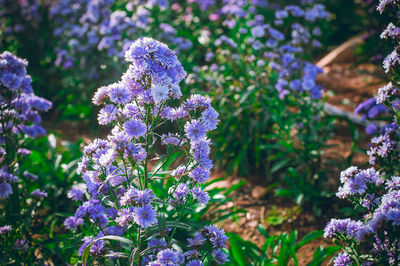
[0,51,52,262]
[0,0,42,36]
[180,0,333,203]
[0,51,52,199]
[191,1,329,99]
[65,38,227,264]
[325,168,400,265]
[50,0,191,69]
[325,2,400,265]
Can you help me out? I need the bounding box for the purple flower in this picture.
[31,189,48,198]
[189,167,210,183]
[156,248,183,264]
[148,238,167,250]
[68,186,85,201]
[151,84,170,103]
[334,252,352,266]
[187,260,203,266]
[192,186,210,205]
[347,175,367,195]
[387,208,400,225]
[105,226,125,236]
[204,225,229,249]
[93,86,110,105]
[0,183,12,199]
[1,73,21,91]
[13,239,29,252]
[133,204,157,228]
[187,232,206,248]
[173,183,189,199]
[17,148,31,155]
[201,107,219,131]
[324,218,365,240]
[185,120,207,142]
[23,171,37,181]
[108,83,132,105]
[124,119,146,139]
[161,133,185,146]
[116,208,135,227]
[386,176,400,190]
[120,188,155,206]
[90,233,106,256]
[212,249,229,264]
[0,225,12,234]
[98,104,118,125]
[64,216,84,230]
[365,123,378,135]
[124,142,146,161]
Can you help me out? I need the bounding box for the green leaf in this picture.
[308,246,341,266]
[258,224,269,239]
[271,159,290,173]
[274,188,292,197]
[295,230,323,251]
[82,245,90,266]
[228,233,248,266]
[224,180,246,196]
[158,213,167,237]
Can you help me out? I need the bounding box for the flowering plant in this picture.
[0,51,52,263]
[324,2,400,265]
[181,0,334,204]
[65,38,229,265]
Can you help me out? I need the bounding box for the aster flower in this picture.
[161,133,185,146]
[333,252,352,266]
[64,216,84,230]
[148,238,167,250]
[0,225,12,235]
[120,188,155,206]
[186,260,203,266]
[187,232,206,248]
[172,183,189,199]
[185,120,207,142]
[108,83,132,105]
[192,186,210,205]
[30,189,48,198]
[124,142,146,161]
[133,204,157,228]
[98,104,118,125]
[189,167,210,183]
[116,208,135,227]
[92,86,110,105]
[124,119,146,139]
[212,249,229,264]
[204,225,229,249]
[151,83,170,103]
[0,182,12,199]
[156,249,183,265]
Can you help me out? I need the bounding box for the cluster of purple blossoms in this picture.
[325,167,400,264]
[336,167,383,200]
[325,2,400,264]
[191,1,329,101]
[0,51,52,200]
[66,38,228,264]
[142,225,228,264]
[50,0,191,69]
[0,0,42,36]
[355,97,390,135]
[0,51,51,259]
